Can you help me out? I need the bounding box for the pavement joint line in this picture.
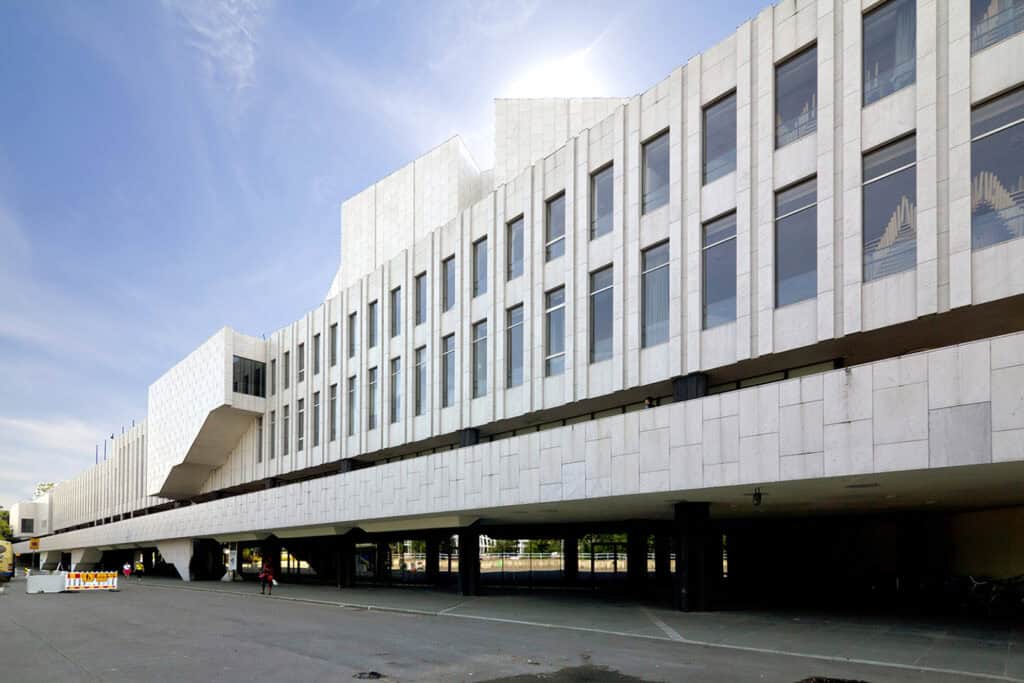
[438,600,468,615]
[640,607,685,642]
[133,582,1024,683]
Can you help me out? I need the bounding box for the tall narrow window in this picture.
[473,237,488,296]
[269,410,276,459]
[296,399,305,451]
[313,334,321,375]
[312,392,320,447]
[506,217,524,280]
[506,305,524,387]
[414,346,427,416]
[390,357,402,424]
[863,135,917,281]
[545,287,566,376]
[415,272,427,325]
[441,334,456,408]
[367,300,378,348]
[642,131,670,213]
[775,178,818,306]
[329,383,338,442]
[589,266,613,363]
[283,351,290,390]
[367,367,378,430]
[257,416,263,463]
[971,0,1024,53]
[545,193,566,261]
[703,212,737,329]
[270,358,277,395]
[390,287,402,338]
[703,92,737,184]
[348,312,357,358]
[329,324,338,366]
[641,242,670,347]
[347,376,357,436]
[971,87,1024,249]
[863,0,916,106]
[297,343,305,383]
[776,46,817,148]
[472,320,488,398]
[282,404,290,456]
[590,164,614,239]
[442,256,456,311]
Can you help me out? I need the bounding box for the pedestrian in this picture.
[122,562,132,581]
[134,560,144,582]
[258,563,274,595]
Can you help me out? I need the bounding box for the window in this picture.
[473,237,488,296]
[297,398,305,451]
[329,383,338,441]
[972,0,1024,53]
[442,256,456,311]
[971,87,1024,249]
[545,287,566,376]
[269,410,276,459]
[347,376,357,436]
[312,392,320,447]
[282,404,290,455]
[313,333,321,375]
[442,334,456,407]
[367,367,378,430]
[257,416,263,463]
[863,135,917,281]
[283,351,290,390]
[506,305,524,387]
[591,164,614,239]
[643,131,670,213]
[414,346,427,416]
[506,217,524,280]
[415,272,427,325]
[545,193,566,261]
[297,343,305,383]
[21,518,33,534]
[589,266,613,363]
[863,0,916,106]
[775,178,818,307]
[472,320,488,398]
[703,212,737,329]
[776,46,817,148]
[641,242,670,347]
[703,92,737,184]
[232,356,266,397]
[348,312,357,358]
[270,358,277,395]
[390,287,402,338]
[390,357,402,424]
[367,300,378,348]
[329,324,338,366]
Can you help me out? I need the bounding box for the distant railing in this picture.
[972,4,1024,53]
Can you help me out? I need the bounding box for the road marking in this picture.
[640,607,684,642]
[438,600,467,615]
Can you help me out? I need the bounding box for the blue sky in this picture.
[0,0,764,508]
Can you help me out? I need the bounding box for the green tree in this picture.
[524,539,559,554]
[490,539,518,554]
[0,508,12,542]
[34,482,55,499]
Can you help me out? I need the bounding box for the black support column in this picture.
[425,536,440,585]
[563,534,579,584]
[337,534,355,589]
[627,523,648,594]
[458,529,480,596]
[654,533,672,586]
[673,502,713,611]
[375,541,391,583]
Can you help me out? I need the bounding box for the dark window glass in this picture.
[348,313,357,358]
[775,178,818,306]
[473,237,488,296]
[257,416,263,462]
[442,256,456,311]
[641,242,670,347]
[971,87,1024,249]
[863,0,916,106]
[415,273,427,325]
[329,324,338,366]
[297,399,304,451]
[347,376,356,436]
[506,305,524,387]
[367,367,378,430]
[591,165,614,239]
[21,518,34,534]
[269,411,276,459]
[313,334,321,375]
[390,357,402,424]
[390,287,402,338]
[414,346,427,416]
[507,217,524,280]
[545,193,566,261]
[283,351,290,390]
[232,356,266,397]
[367,301,378,348]
[282,404,290,455]
[776,46,817,147]
[863,135,917,280]
[312,392,320,447]
[972,0,1024,53]
[472,320,488,398]
[703,213,737,328]
[329,384,338,441]
[643,131,670,213]
[270,358,276,395]
[703,92,737,184]
[442,334,456,407]
[545,287,566,376]
[590,266,613,363]
[297,343,305,383]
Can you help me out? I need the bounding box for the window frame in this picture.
[367,366,378,431]
[861,133,918,281]
[774,44,819,149]
[589,265,614,364]
[545,286,566,376]
[414,345,427,416]
[640,241,671,348]
[545,191,566,261]
[472,319,488,398]
[390,287,402,338]
[367,300,378,349]
[702,90,738,185]
[702,211,738,329]
[505,304,524,387]
[473,236,488,297]
[774,176,819,308]
[506,215,524,281]
[442,256,456,312]
[441,333,456,408]
[590,162,614,240]
[642,129,671,214]
[415,272,427,325]
[390,357,402,424]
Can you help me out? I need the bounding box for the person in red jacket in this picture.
[258,563,274,595]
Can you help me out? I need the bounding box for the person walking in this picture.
[122,562,132,582]
[258,563,274,595]
[134,559,144,582]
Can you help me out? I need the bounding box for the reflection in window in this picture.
[590,266,614,363]
[545,287,566,376]
[971,87,1024,249]
[367,301,378,349]
[442,334,456,407]
[297,342,305,383]
[546,193,565,261]
[472,320,488,398]
[506,305,524,387]
[269,410,276,459]
[329,383,338,441]
[312,391,320,447]
[415,272,427,325]
[703,213,737,329]
[507,217,524,280]
[390,287,401,338]
[863,135,917,281]
[776,46,817,148]
[348,313,357,358]
[775,178,818,307]
[367,367,378,430]
[473,237,488,297]
[283,404,290,455]
[703,92,736,184]
[297,398,305,451]
[442,256,456,311]
[643,131,670,213]
[390,357,402,424]
[972,0,1024,53]
[863,0,916,106]
[347,376,356,436]
[232,356,266,397]
[414,346,427,416]
[641,242,670,347]
[591,164,614,239]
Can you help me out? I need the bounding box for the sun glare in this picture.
[502,49,606,98]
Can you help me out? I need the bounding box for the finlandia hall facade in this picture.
[11,0,1024,611]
